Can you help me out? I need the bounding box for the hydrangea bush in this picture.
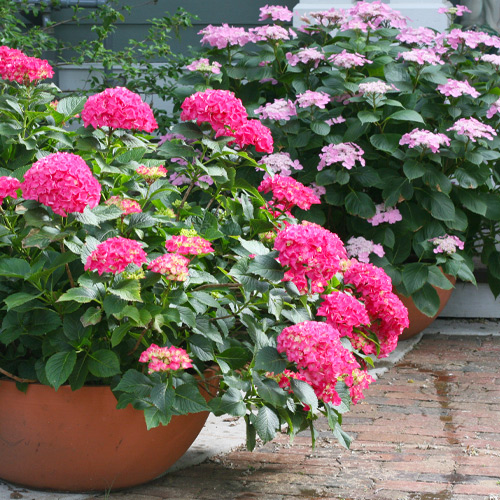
[177,1,500,315]
[0,47,408,450]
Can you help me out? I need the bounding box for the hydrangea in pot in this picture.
[178,1,500,320]
[0,47,408,490]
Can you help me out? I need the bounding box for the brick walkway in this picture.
[97,334,500,500]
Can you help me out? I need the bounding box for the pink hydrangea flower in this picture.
[277,321,372,405]
[147,253,190,281]
[308,9,347,28]
[0,177,21,204]
[105,196,142,215]
[259,5,293,22]
[168,172,214,188]
[437,79,480,98]
[165,235,214,256]
[397,48,444,65]
[286,48,325,68]
[198,24,252,49]
[318,143,365,170]
[342,259,393,298]
[429,234,464,254]
[396,27,437,46]
[308,182,326,198]
[367,204,402,226]
[85,236,147,275]
[185,58,221,74]
[438,5,472,16]
[249,25,291,42]
[22,152,101,217]
[258,152,303,178]
[136,165,168,184]
[345,0,407,31]
[224,119,274,153]
[399,129,450,153]
[81,87,158,132]
[358,81,396,95]
[325,116,346,126]
[296,90,330,109]
[487,98,500,119]
[328,50,373,69]
[480,54,500,68]
[345,236,385,263]
[446,29,500,51]
[317,291,370,337]
[447,117,497,142]
[258,175,320,213]
[274,222,347,293]
[180,89,248,135]
[254,99,297,121]
[139,344,193,373]
[0,45,53,84]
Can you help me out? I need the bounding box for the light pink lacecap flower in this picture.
[447,117,497,142]
[318,143,365,170]
[367,204,402,226]
[22,152,101,217]
[296,90,331,109]
[399,129,450,153]
[259,5,293,22]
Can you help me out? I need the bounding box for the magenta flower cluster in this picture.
[139,344,193,374]
[0,45,53,85]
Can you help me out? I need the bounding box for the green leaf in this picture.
[109,279,142,302]
[156,142,197,159]
[170,122,204,139]
[248,253,284,281]
[333,423,353,449]
[357,110,381,124]
[208,388,246,417]
[402,263,429,295]
[388,110,425,124]
[4,292,42,311]
[174,383,210,414]
[216,347,250,370]
[412,284,440,317]
[0,258,31,278]
[80,307,102,327]
[88,350,121,378]
[458,189,487,216]
[254,346,287,374]
[310,121,330,136]
[370,134,400,153]
[45,351,77,391]
[115,147,147,164]
[345,192,376,218]
[427,267,454,290]
[57,286,99,304]
[403,160,426,180]
[57,96,87,117]
[114,369,152,397]
[253,372,287,406]
[255,406,279,442]
[151,384,175,414]
[111,323,132,347]
[290,379,318,413]
[430,192,455,221]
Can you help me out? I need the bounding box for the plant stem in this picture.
[0,367,36,383]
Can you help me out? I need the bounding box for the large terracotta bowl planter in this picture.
[396,274,456,340]
[0,374,218,492]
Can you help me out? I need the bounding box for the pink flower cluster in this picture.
[343,260,409,357]
[296,90,330,109]
[0,177,21,204]
[258,152,303,178]
[480,54,500,68]
[438,5,472,16]
[429,234,464,255]
[85,236,147,275]
[185,58,221,74]
[165,235,214,256]
[367,204,402,226]
[105,196,142,215]
[198,24,252,49]
[259,4,293,22]
[249,25,294,42]
[147,253,190,281]
[396,27,437,46]
[274,222,347,293]
[139,344,193,373]
[325,116,346,126]
[446,29,500,51]
[317,291,370,337]
[397,48,444,66]
[277,321,372,405]
[254,99,297,121]
[0,46,53,84]
[437,79,480,98]
[487,98,500,119]
[181,89,273,153]
[81,87,158,132]
[328,50,373,69]
[309,182,326,198]
[344,0,407,32]
[306,9,347,28]
[258,175,320,214]
[22,152,101,217]
[447,118,497,142]
[318,142,365,170]
[286,48,325,68]
[345,236,385,263]
[136,165,168,184]
[399,129,451,153]
[358,81,395,95]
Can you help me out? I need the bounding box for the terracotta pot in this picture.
[0,372,218,492]
[396,274,456,340]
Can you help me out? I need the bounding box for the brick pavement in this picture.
[93,334,500,500]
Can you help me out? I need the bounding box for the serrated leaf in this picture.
[389,109,425,124]
[57,286,99,303]
[109,279,142,302]
[255,406,279,442]
[402,263,429,294]
[0,258,31,278]
[248,253,284,281]
[370,133,401,153]
[57,96,87,117]
[88,349,121,377]
[290,379,318,413]
[110,323,132,347]
[310,121,330,136]
[114,368,153,396]
[345,191,376,218]
[4,292,42,311]
[412,284,440,317]
[174,383,210,414]
[253,372,287,406]
[45,351,77,390]
[254,346,287,374]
